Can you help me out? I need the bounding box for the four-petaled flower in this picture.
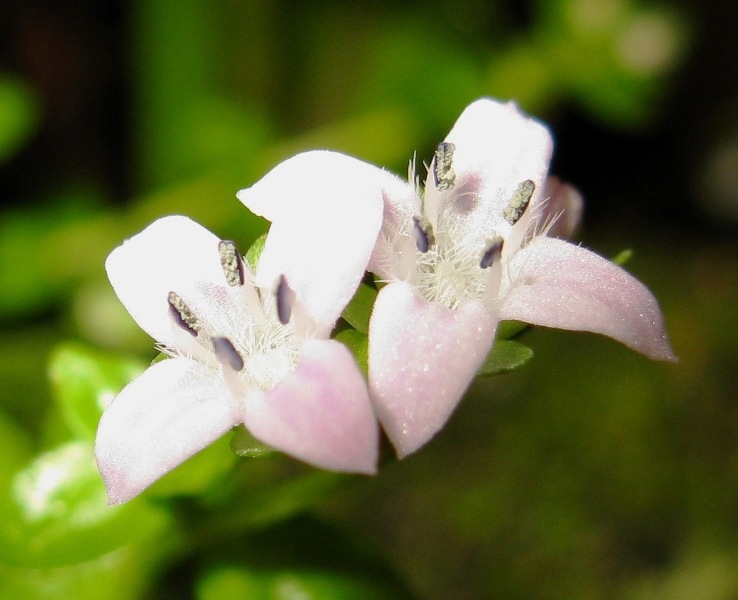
[96,151,387,504]
[360,98,676,457]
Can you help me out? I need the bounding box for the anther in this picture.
[212,337,244,371]
[218,240,246,287]
[433,141,456,191]
[167,292,200,336]
[479,236,504,269]
[276,275,295,325]
[413,215,435,253]
[503,179,535,225]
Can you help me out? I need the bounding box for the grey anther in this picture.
[480,236,504,269]
[218,240,245,287]
[276,274,295,325]
[433,141,457,191]
[503,179,535,225]
[412,215,435,253]
[212,337,244,371]
[167,291,200,336]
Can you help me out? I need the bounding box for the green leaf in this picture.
[612,248,633,266]
[334,328,368,375]
[341,283,377,335]
[230,425,277,458]
[0,549,155,600]
[496,320,529,340]
[477,340,534,377]
[48,342,146,440]
[0,441,170,569]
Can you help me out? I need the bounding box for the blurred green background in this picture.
[1,0,737,598]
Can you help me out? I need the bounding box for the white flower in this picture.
[364,98,676,457]
[96,151,388,504]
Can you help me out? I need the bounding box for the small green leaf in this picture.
[230,425,276,458]
[477,340,534,376]
[48,342,145,440]
[244,233,267,272]
[496,320,529,340]
[341,283,377,335]
[612,248,633,266]
[334,328,368,375]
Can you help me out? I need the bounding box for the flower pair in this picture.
[96,99,675,504]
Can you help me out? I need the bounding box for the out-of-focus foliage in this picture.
[0,74,39,164]
[2,0,738,597]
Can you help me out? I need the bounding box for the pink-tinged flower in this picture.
[366,98,676,458]
[96,152,386,504]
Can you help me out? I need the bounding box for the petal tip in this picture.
[643,336,678,363]
[244,339,379,475]
[96,460,140,506]
[368,284,497,460]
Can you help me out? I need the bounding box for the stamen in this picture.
[276,275,295,325]
[167,291,200,336]
[503,179,535,225]
[212,337,244,371]
[218,240,246,287]
[413,215,435,253]
[433,141,456,191]
[480,236,504,269]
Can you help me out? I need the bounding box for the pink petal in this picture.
[368,282,498,458]
[95,358,240,505]
[237,151,406,335]
[537,176,584,239]
[366,170,419,281]
[499,237,676,361]
[105,216,227,346]
[243,339,378,474]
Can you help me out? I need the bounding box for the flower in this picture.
[96,151,387,504]
[364,98,676,457]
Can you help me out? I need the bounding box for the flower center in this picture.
[169,240,302,393]
[238,318,299,391]
[408,143,535,310]
[222,270,302,392]
[416,237,486,310]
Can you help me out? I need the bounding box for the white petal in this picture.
[243,339,378,474]
[368,282,498,457]
[425,98,553,249]
[95,358,240,504]
[106,216,228,346]
[237,150,405,335]
[499,237,676,360]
